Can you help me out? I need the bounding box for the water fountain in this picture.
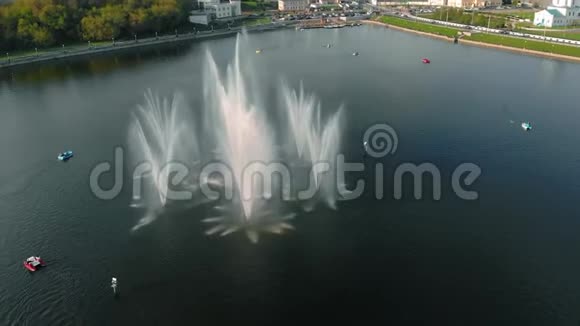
[201,34,297,243]
[128,33,344,242]
[128,89,199,231]
[281,82,343,210]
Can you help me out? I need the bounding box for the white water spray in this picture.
[128,90,199,230]
[128,33,344,242]
[282,82,343,209]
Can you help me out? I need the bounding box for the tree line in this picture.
[0,0,192,51]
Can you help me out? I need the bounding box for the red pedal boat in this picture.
[422,58,431,64]
[23,256,45,272]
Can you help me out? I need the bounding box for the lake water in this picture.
[1,25,580,325]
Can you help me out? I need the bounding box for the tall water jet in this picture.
[202,34,294,243]
[128,90,198,230]
[282,82,343,210]
[204,35,275,220]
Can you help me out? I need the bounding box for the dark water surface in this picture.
[1,26,580,325]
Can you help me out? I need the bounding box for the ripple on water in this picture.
[0,157,104,325]
[1,265,79,326]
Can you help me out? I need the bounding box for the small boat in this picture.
[57,151,73,161]
[255,48,262,54]
[352,51,359,56]
[521,122,532,131]
[23,256,45,272]
[422,58,431,64]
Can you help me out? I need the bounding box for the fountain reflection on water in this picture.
[128,33,344,242]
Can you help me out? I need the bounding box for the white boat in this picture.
[521,122,532,131]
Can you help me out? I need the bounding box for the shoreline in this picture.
[0,23,290,70]
[364,20,580,64]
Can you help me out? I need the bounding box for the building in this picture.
[534,0,580,27]
[189,12,212,25]
[197,0,241,19]
[278,0,309,11]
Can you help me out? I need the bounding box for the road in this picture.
[0,23,291,69]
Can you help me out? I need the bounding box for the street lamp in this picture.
[88,40,91,48]
[134,34,137,42]
[471,10,475,26]
[543,23,547,41]
[175,29,178,37]
[155,32,158,40]
[536,22,547,42]
[35,48,38,56]
[112,37,115,46]
[5,52,9,63]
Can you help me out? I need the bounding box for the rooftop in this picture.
[547,8,565,17]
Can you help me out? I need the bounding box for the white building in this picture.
[198,0,241,19]
[534,0,580,27]
[189,12,212,25]
[278,0,309,11]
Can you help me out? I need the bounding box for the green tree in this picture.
[128,7,152,33]
[81,5,127,40]
[39,4,69,31]
[0,0,193,51]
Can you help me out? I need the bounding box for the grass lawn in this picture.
[375,15,580,58]
[465,33,580,57]
[516,29,580,41]
[241,1,258,10]
[377,16,460,38]
[547,25,580,29]
[422,9,507,29]
[484,10,535,20]
[243,17,272,26]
